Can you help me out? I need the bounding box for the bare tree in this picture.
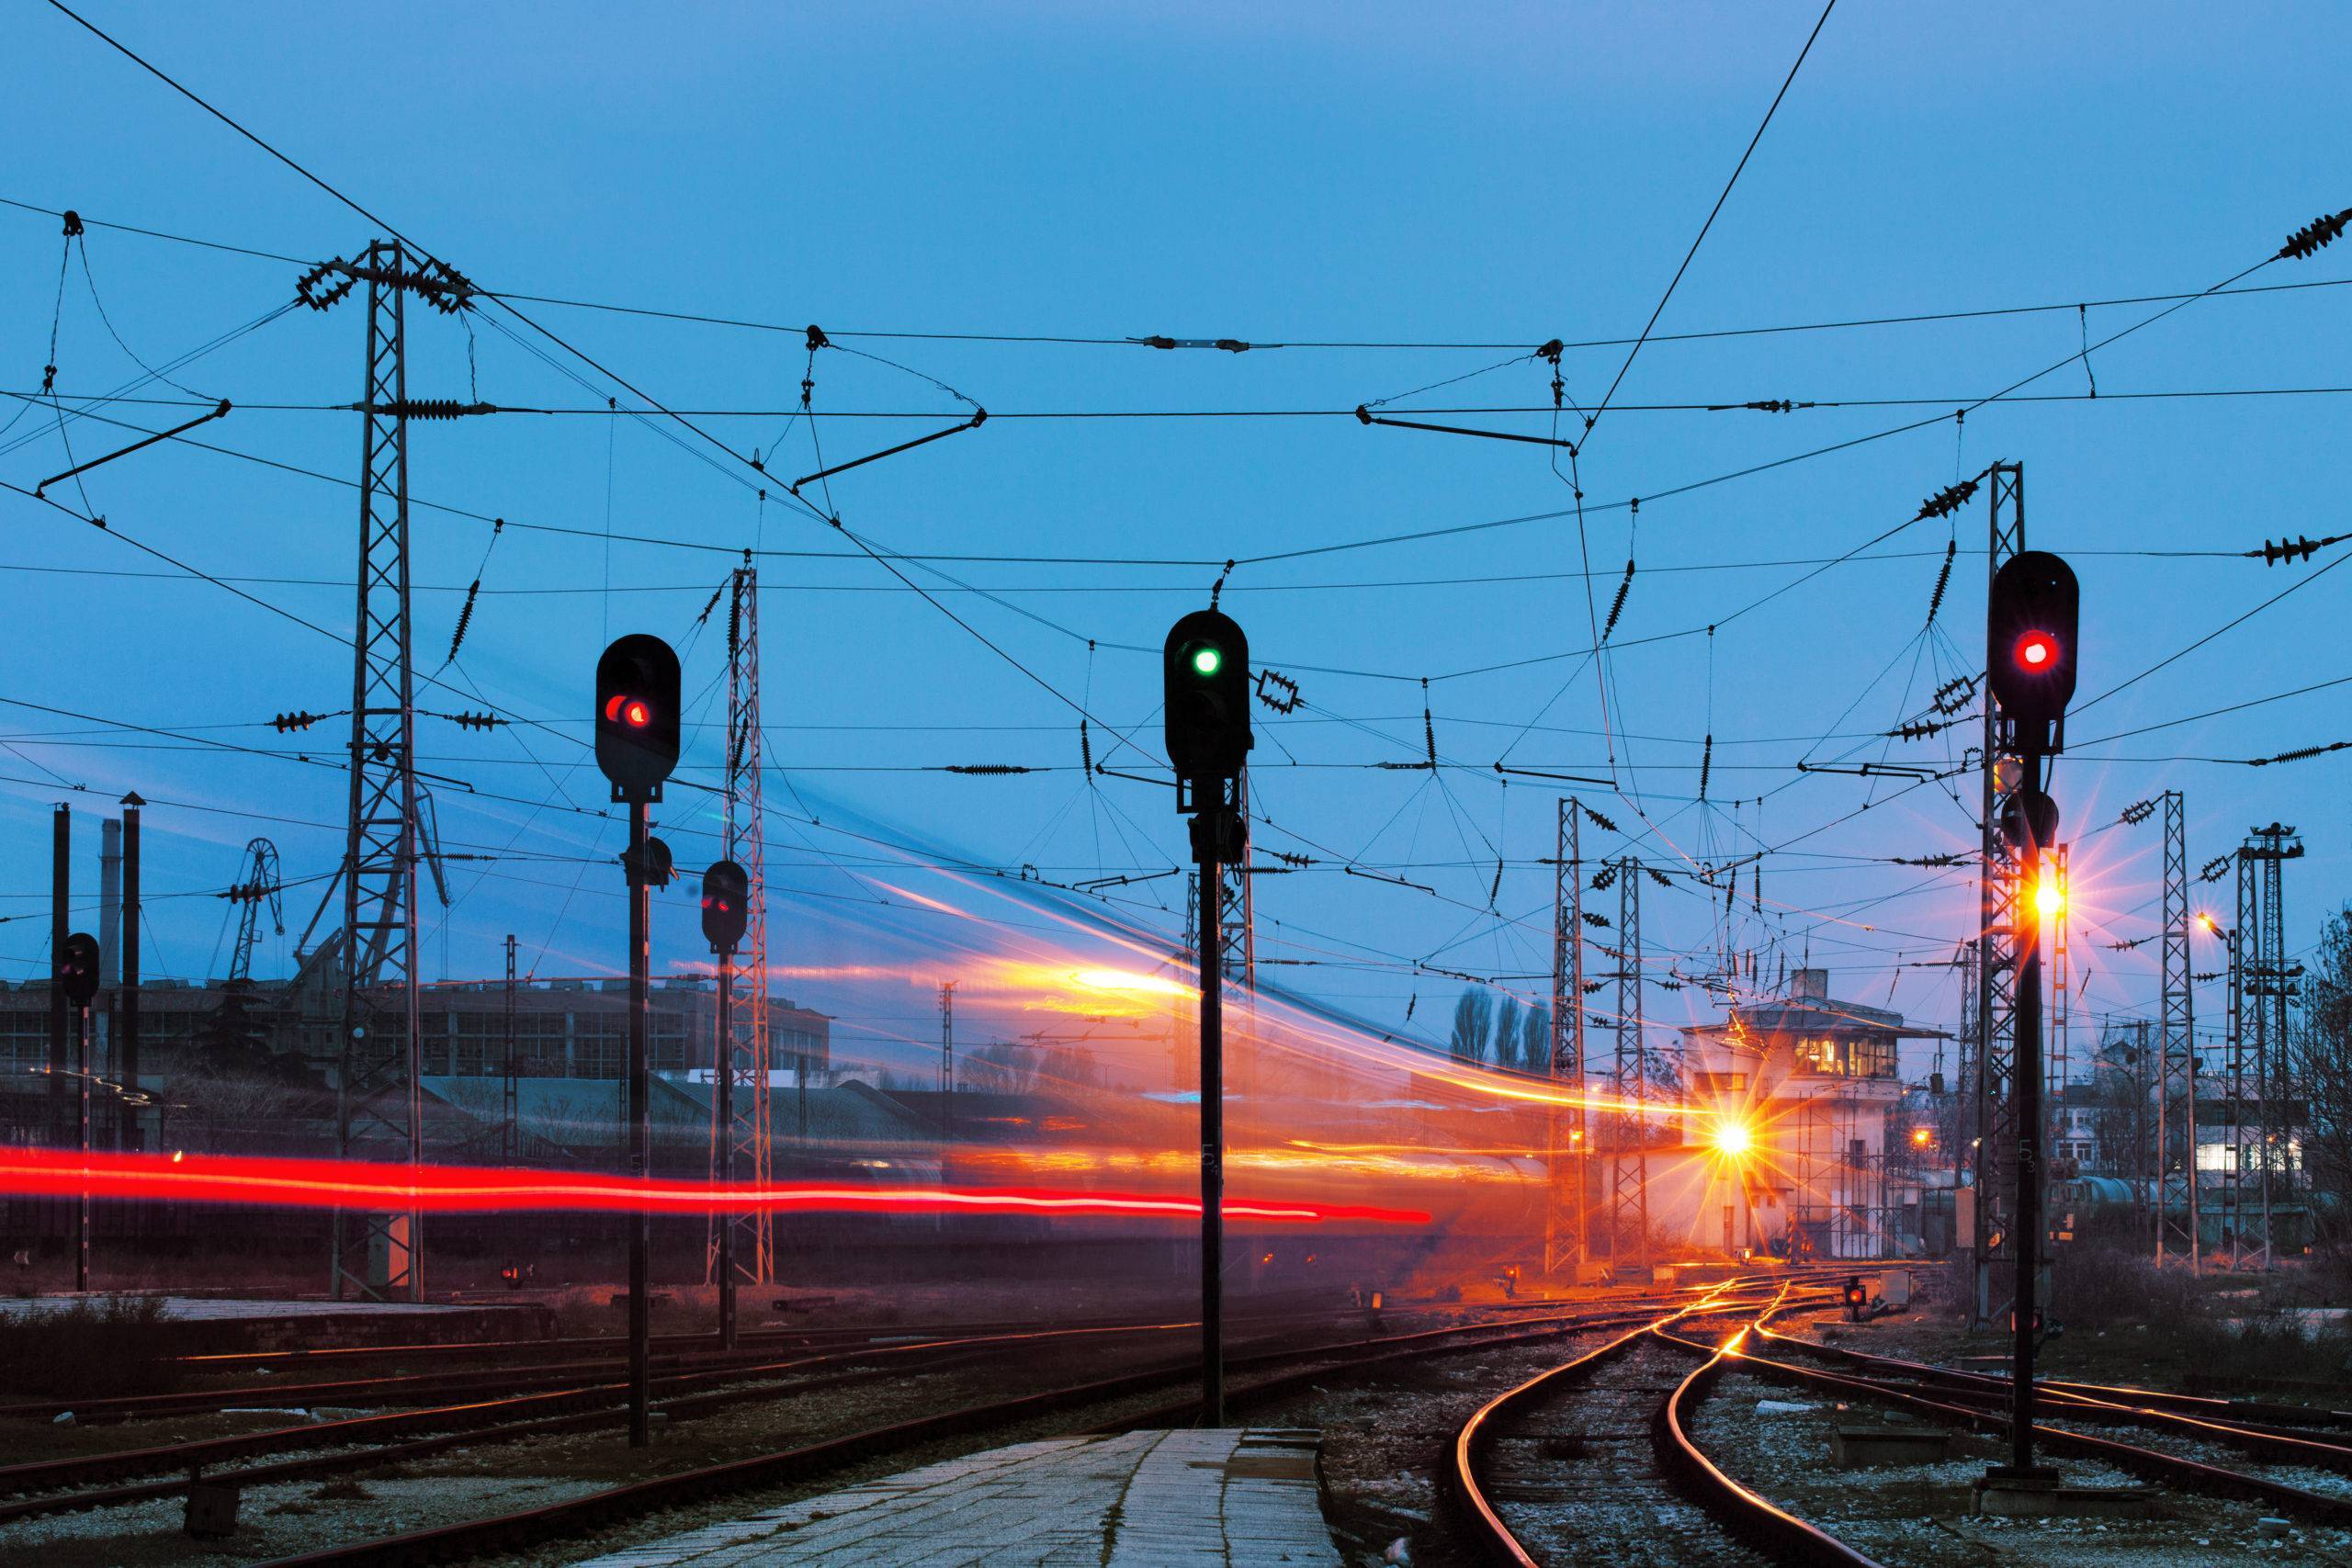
[1492,997,1522,1071]
[1449,989,1494,1065]
[2293,904,2352,1244]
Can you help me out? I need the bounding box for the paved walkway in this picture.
[574,1427,1341,1567]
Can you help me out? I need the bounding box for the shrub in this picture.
[0,1294,179,1400]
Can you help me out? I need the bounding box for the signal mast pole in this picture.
[1983,546,2080,1490]
[595,634,682,1450]
[1163,607,1254,1428]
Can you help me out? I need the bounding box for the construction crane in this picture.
[220,838,283,983]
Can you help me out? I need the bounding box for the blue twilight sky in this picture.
[1,1,2347,1078]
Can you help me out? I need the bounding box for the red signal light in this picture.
[604,694,652,728]
[2014,630,2059,671]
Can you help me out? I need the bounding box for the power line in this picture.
[1582,0,1838,445]
[9,189,2351,355]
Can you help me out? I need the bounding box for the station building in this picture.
[1673,968,1936,1260]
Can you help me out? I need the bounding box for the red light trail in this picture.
[0,1147,1430,1226]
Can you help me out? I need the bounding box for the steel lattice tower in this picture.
[225,838,282,985]
[718,566,774,1287]
[1216,776,1255,977]
[1971,459,2027,1327]
[1173,874,1199,1092]
[2235,824,2303,1269]
[1608,859,1648,1274]
[2050,843,2071,1109]
[2155,791,2198,1267]
[1545,798,1587,1274]
[938,981,956,1138]
[1216,773,1254,1092]
[332,241,425,1303]
[502,933,519,1166]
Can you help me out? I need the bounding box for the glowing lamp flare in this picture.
[1710,1119,1753,1157]
[2035,868,2064,919]
[2013,629,2060,672]
[603,694,652,728]
[1190,644,1223,676]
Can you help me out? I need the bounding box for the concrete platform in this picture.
[0,1294,556,1352]
[572,1427,1341,1566]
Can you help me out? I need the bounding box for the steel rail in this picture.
[1751,1321,2352,1472]
[1656,1326,2352,1527]
[1449,1285,1879,1568]
[1653,1327,1887,1568]
[235,1288,1831,1568]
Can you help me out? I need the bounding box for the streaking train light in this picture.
[0,1147,1430,1226]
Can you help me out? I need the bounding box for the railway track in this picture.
[1743,1310,2352,1524]
[1453,1288,1883,1568]
[190,1281,1834,1567]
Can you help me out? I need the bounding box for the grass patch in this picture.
[0,1295,179,1401]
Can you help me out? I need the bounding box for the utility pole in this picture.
[701,861,748,1348]
[721,565,775,1287]
[1981,542,2079,1491]
[324,242,471,1304]
[939,982,956,1142]
[2155,791,2197,1268]
[626,805,653,1443]
[1545,797,1587,1277]
[1609,858,1648,1278]
[119,795,141,1151]
[1162,607,1252,1429]
[2239,825,2303,1269]
[1217,773,1255,1099]
[502,934,519,1164]
[51,806,68,1128]
[99,818,119,1111]
[1175,874,1200,1093]
[1972,461,2027,1330]
[59,932,99,1292]
[2049,844,2070,1112]
[595,631,682,1450]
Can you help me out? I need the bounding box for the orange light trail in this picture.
[0,1147,1430,1225]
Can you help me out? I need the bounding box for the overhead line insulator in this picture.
[2280,207,2352,260]
[1915,478,1980,522]
[1601,560,1635,642]
[1926,538,1955,626]
[1255,670,1302,714]
[2253,533,2344,567]
[943,763,1035,774]
[362,399,496,420]
[272,710,327,733]
[447,580,481,662]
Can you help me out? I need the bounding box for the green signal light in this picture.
[1191,645,1223,676]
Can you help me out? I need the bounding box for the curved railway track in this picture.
[200,1280,1838,1567]
[1453,1290,1881,1568]
[1743,1310,2352,1523]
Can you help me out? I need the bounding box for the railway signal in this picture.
[594,634,681,1449]
[1985,549,2082,1489]
[1985,550,2079,753]
[1163,606,1251,1427]
[704,858,750,1348]
[595,634,682,804]
[702,861,750,953]
[1163,608,1253,802]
